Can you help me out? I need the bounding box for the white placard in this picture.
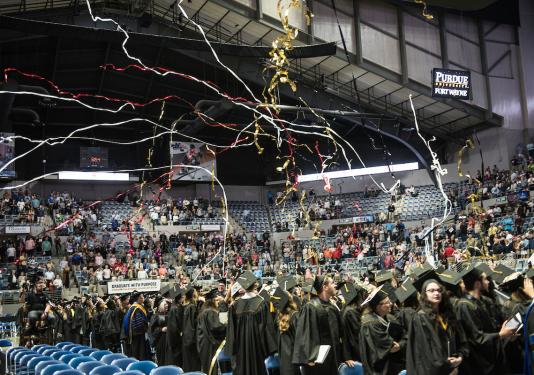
[5,226,31,234]
[201,224,221,231]
[107,279,161,294]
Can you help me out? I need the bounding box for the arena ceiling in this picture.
[0,0,507,184]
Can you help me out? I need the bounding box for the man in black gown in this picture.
[456,266,516,374]
[226,271,277,375]
[165,288,184,366]
[292,275,342,375]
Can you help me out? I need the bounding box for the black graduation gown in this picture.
[182,302,201,372]
[502,298,529,374]
[226,294,278,375]
[359,313,406,375]
[127,305,150,360]
[341,304,362,362]
[64,308,76,343]
[197,308,226,374]
[73,306,84,344]
[101,309,121,351]
[397,307,417,333]
[455,295,505,375]
[292,297,342,375]
[279,312,300,375]
[149,314,167,365]
[406,310,469,375]
[165,303,183,366]
[92,311,106,349]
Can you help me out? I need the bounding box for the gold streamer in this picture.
[457,139,474,177]
[414,0,434,20]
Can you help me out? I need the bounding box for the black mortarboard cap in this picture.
[218,278,227,284]
[271,287,290,311]
[381,282,398,304]
[394,281,417,303]
[339,282,360,305]
[278,276,298,291]
[492,264,514,284]
[301,280,317,295]
[375,270,394,285]
[525,268,534,279]
[130,290,142,304]
[361,285,388,308]
[119,294,130,301]
[412,263,434,278]
[437,269,463,287]
[499,272,524,293]
[237,271,258,290]
[160,285,171,297]
[259,288,271,303]
[204,288,219,300]
[413,269,439,292]
[475,263,495,278]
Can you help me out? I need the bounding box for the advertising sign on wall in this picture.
[431,68,471,100]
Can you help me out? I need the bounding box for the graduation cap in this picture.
[130,291,143,304]
[475,263,495,278]
[492,264,514,284]
[381,282,398,304]
[270,287,290,311]
[412,263,434,278]
[375,270,394,285]
[259,288,271,303]
[499,272,524,293]
[460,264,483,285]
[394,281,417,304]
[413,269,439,292]
[237,271,258,290]
[160,285,171,297]
[277,276,298,291]
[361,285,388,308]
[204,288,219,300]
[339,282,360,305]
[524,268,534,279]
[231,281,243,297]
[301,280,317,296]
[217,278,227,284]
[436,269,463,289]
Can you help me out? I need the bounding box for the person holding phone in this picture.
[406,279,468,375]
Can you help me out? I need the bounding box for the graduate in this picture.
[197,288,227,375]
[455,265,515,375]
[182,286,201,372]
[149,297,169,365]
[123,291,150,360]
[272,287,300,375]
[406,278,468,375]
[226,270,277,375]
[394,280,418,332]
[292,275,342,375]
[165,288,184,366]
[359,285,405,375]
[499,272,530,374]
[278,275,302,310]
[339,281,365,365]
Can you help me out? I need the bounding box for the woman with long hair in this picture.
[406,279,468,375]
[197,289,226,375]
[273,287,300,375]
[359,285,405,375]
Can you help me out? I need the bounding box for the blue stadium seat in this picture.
[12,349,33,373]
[41,363,71,375]
[54,370,84,375]
[56,342,74,349]
[90,350,113,361]
[126,361,157,375]
[27,356,53,375]
[18,353,41,375]
[43,348,62,357]
[60,354,82,364]
[264,354,279,373]
[62,345,78,352]
[114,371,144,375]
[69,357,95,369]
[101,354,126,365]
[398,371,407,375]
[181,373,206,375]
[51,351,71,360]
[89,365,121,375]
[71,346,90,354]
[111,358,138,371]
[149,366,184,375]
[78,361,105,375]
[0,339,12,347]
[338,362,364,375]
[33,345,52,353]
[35,360,61,375]
[80,349,98,357]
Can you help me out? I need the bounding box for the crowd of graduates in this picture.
[17,258,534,375]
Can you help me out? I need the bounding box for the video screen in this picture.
[0,133,16,179]
[80,147,109,169]
[170,142,216,181]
